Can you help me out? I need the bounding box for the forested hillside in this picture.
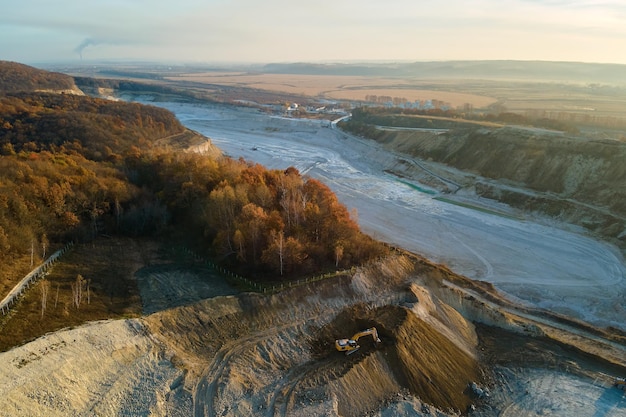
[128,154,384,276]
[0,61,78,93]
[0,89,187,291]
[1,92,185,161]
[0,63,384,291]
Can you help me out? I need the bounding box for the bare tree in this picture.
[72,274,87,308]
[71,282,77,308]
[41,234,48,259]
[335,244,344,268]
[54,283,60,308]
[262,230,285,276]
[40,280,50,317]
[115,197,122,231]
[233,229,246,261]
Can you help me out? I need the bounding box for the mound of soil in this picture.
[312,303,481,415]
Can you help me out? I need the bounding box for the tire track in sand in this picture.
[193,319,318,417]
[266,356,344,417]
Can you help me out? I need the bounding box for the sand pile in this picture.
[0,319,180,417]
[311,301,480,415]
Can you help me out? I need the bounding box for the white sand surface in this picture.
[0,319,181,417]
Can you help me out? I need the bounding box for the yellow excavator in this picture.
[335,327,381,355]
[615,377,626,390]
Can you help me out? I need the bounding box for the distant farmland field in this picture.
[162,70,626,122]
[166,72,498,108]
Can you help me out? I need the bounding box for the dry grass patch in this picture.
[0,246,65,299]
[0,237,150,351]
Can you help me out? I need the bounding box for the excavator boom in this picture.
[352,327,381,343]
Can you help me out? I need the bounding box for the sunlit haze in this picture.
[2,0,626,65]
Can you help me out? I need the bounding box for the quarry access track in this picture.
[193,317,324,417]
[266,354,346,417]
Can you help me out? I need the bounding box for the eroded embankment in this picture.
[0,319,179,417]
[144,253,626,416]
[374,127,626,245]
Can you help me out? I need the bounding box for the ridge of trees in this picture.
[73,77,210,103]
[0,92,185,161]
[0,69,386,283]
[0,61,76,93]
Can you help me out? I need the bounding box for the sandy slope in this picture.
[0,319,180,417]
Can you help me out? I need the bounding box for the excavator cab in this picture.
[335,327,381,355]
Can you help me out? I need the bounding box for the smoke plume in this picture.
[74,38,99,59]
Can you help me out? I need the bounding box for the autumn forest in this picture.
[0,62,385,291]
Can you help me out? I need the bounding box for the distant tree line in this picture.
[346,106,580,133]
[524,109,626,130]
[74,77,196,97]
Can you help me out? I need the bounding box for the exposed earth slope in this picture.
[362,125,626,247]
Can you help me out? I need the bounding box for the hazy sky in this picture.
[2,0,626,65]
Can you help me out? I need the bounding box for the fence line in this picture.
[176,247,352,294]
[0,242,74,315]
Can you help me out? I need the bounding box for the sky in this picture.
[2,0,626,65]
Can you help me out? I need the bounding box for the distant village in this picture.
[362,94,467,112]
[280,95,472,117]
[246,93,476,121]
